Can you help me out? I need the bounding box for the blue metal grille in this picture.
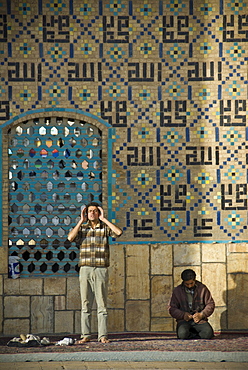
[8,117,102,277]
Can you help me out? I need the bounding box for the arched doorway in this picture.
[2,109,111,277]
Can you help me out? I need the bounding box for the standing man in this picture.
[168,269,215,339]
[68,202,122,344]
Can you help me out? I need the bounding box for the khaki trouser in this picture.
[79,266,109,341]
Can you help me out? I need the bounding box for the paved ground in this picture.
[0,351,248,369]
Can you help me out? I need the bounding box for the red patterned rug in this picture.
[0,333,248,354]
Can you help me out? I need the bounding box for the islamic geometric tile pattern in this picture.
[0,0,248,276]
[8,117,102,276]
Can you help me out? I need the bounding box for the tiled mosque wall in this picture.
[0,0,248,334]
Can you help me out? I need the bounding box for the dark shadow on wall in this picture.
[220,271,248,332]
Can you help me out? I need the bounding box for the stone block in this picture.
[209,306,227,332]
[108,309,125,333]
[227,270,248,330]
[19,278,43,295]
[55,310,74,334]
[54,295,66,310]
[0,297,2,334]
[31,296,53,334]
[66,277,80,310]
[0,275,2,295]
[4,296,30,318]
[75,310,81,334]
[227,253,248,273]
[0,247,8,274]
[4,319,30,336]
[108,244,125,308]
[44,277,66,295]
[66,277,81,310]
[151,275,172,317]
[202,244,226,262]
[4,277,43,295]
[173,244,200,266]
[228,242,248,253]
[4,278,21,295]
[150,317,173,332]
[126,300,150,332]
[126,245,149,300]
[151,244,172,275]
[202,263,226,306]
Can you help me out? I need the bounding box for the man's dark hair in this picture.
[85,202,100,215]
[181,269,196,281]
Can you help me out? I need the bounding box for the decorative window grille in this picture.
[8,117,102,277]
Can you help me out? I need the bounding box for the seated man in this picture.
[168,269,215,339]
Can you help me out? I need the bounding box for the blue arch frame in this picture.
[0,108,114,244]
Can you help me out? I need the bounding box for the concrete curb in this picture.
[1,351,248,363]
